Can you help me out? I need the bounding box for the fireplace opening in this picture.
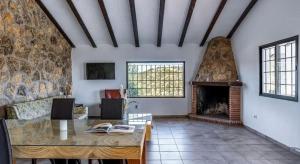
[197,86,229,119]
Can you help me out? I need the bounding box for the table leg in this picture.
[13,159,17,164]
[145,121,152,141]
[142,140,146,164]
[127,159,141,164]
[128,138,147,164]
[32,159,37,164]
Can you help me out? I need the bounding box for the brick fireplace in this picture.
[190,82,242,124]
[189,37,242,125]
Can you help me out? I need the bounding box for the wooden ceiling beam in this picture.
[66,0,97,48]
[200,0,227,46]
[227,0,257,39]
[98,0,118,47]
[128,0,140,47]
[157,0,165,47]
[35,0,75,48]
[178,0,197,47]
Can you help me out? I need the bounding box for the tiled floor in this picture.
[17,118,300,164]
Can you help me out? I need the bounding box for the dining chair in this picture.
[52,98,81,164]
[100,99,124,120]
[51,98,75,120]
[0,119,12,164]
[90,99,124,164]
[32,98,77,164]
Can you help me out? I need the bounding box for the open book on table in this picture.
[85,123,135,133]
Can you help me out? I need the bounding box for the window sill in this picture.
[259,93,298,102]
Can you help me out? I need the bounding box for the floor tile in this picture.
[261,151,287,160]
[159,139,176,145]
[215,144,234,151]
[175,139,201,145]
[269,159,300,164]
[183,159,227,164]
[281,151,300,160]
[148,152,161,160]
[161,160,184,164]
[219,151,246,161]
[159,145,178,152]
[248,159,274,164]
[239,151,265,160]
[148,144,160,152]
[158,134,174,139]
[160,152,181,160]
[148,160,162,164]
[180,151,224,160]
[227,159,251,164]
[149,139,159,145]
[177,144,216,152]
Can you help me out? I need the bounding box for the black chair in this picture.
[0,119,12,164]
[51,98,75,120]
[32,98,77,164]
[90,99,124,164]
[51,98,80,164]
[100,99,124,120]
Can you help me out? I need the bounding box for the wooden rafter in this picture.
[35,0,75,48]
[157,0,165,47]
[200,0,227,46]
[98,0,118,47]
[227,0,258,39]
[178,0,197,47]
[128,0,140,47]
[66,0,97,48]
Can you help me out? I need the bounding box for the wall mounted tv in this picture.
[86,63,115,80]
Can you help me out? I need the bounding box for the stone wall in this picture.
[195,37,238,82]
[0,0,72,106]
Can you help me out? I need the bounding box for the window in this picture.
[259,36,298,101]
[127,61,185,98]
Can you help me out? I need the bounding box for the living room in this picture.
[0,0,300,164]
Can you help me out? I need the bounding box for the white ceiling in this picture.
[41,0,251,47]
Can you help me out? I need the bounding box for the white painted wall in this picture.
[72,44,203,116]
[232,0,300,149]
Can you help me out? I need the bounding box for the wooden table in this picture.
[6,113,152,164]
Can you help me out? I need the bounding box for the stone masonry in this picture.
[0,0,72,106]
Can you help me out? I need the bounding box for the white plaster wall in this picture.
[72,44,203,116]
[232,0,300,149]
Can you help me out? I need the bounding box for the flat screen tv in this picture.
[86,63,115,80]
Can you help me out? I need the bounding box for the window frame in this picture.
[126,61,186,98]
[259,36,299,102]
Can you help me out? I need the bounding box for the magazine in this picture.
[85,123,135,133]
[110,125,135,133]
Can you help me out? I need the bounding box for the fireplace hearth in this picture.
[189,37,242,125]
[190,81,242,125]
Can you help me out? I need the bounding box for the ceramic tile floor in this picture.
[17,118,300,164]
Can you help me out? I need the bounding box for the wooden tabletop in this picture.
[7,119,145,147]
[6,113,152,163]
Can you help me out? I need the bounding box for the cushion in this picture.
[6,96,88,120]
[105,90,121,99]
[6,96,63,120]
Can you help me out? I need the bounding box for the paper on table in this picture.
[85,123,135,133]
